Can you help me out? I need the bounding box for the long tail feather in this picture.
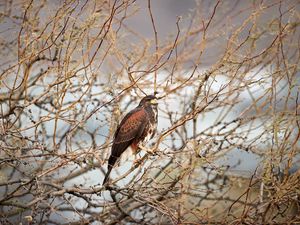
[103,141,132,186]
[102,164,112,185]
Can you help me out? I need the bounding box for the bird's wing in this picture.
[109,107,148,164]
[113,107,148,144]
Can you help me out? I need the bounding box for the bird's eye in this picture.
[150,99,158,105]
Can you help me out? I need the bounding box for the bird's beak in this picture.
[150,99,158,105]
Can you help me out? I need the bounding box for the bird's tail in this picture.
[102,155,118,186]
[102,164,112,186]
[102,144,123,186]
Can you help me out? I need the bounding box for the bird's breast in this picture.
[137,106,157,145]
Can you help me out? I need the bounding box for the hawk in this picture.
[102,95,158,185]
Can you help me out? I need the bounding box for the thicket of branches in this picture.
[0,0,299,224]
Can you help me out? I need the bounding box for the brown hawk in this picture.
[102,95,158,185]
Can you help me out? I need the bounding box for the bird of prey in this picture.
[102,95,158,185]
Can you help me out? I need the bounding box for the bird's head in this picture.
[139,95,158,108]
